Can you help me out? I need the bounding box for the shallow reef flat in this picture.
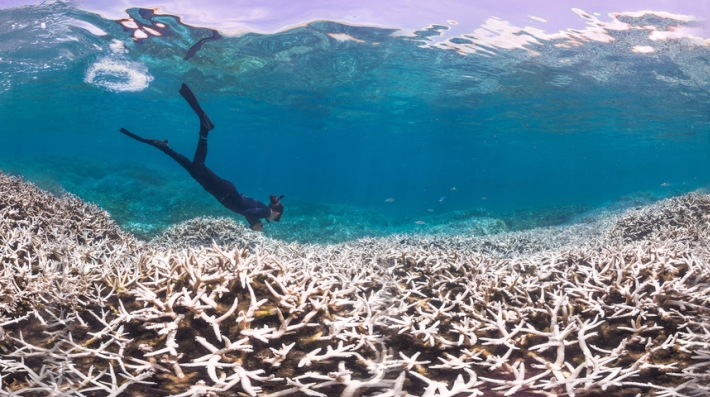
[0,156,678,244]
[0,171,709,397]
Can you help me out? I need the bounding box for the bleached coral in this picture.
[0,171,709,396]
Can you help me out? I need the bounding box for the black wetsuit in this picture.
[120,83,271,229]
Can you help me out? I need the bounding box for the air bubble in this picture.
[84,58,153,92]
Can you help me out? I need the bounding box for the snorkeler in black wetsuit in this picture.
[119,83,284,231]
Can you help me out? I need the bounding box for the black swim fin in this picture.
[119,128,168,148]
[179,83,215,134]
[119,127,150,143]
[184,30,221,60]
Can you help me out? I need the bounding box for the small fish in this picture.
[450,187,457,191]
[481,196,487,200]
[415,220,426,225]
[385,198,395,202]
[660,182,670,187]
[439,196,446,202]
[427,209,434,212]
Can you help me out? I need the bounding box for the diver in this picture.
[119,83,283,231]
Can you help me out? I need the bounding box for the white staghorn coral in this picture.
[0,171,709,396]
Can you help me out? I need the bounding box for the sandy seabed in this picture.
[0,171,709,397]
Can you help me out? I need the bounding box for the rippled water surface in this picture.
[1,1,710,241]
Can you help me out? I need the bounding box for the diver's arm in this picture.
[245,215,263,231]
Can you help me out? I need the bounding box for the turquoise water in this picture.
[2,2,710,242]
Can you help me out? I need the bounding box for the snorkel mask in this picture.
[268,195,284,222]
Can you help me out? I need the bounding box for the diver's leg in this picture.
[119,128,193,171]
[120,128,233,200]
[178,83,215,136]
[193,134,208,166]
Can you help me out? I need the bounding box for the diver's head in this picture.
[268,195,284,222]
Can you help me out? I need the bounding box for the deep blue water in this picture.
[1,2,710,241]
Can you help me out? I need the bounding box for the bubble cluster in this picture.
[83,57,153,92]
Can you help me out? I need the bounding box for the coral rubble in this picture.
[0,171,709,396]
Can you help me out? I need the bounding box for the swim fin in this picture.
[179,83,215,134]
[119,128,168,148]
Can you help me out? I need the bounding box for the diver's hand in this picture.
[251,223,263,232]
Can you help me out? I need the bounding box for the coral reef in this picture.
[1,171,709,396]
[4,156,639,245]
[0,172,143,314]
[609,193,710,245]
[0,157,233,241]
